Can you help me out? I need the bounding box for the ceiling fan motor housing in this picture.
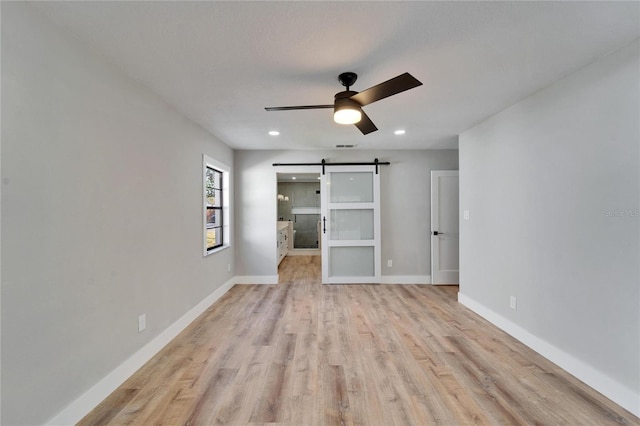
[334,91,361,114]
[334,90,358,101]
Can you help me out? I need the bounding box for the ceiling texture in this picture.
[31,1,639,151]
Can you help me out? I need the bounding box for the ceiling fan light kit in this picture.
[265,71,422,135]
[334,96,362,125]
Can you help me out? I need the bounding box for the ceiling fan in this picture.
[265,72,422,135]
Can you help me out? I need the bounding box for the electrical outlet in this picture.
[138,314,146,332]
[387,259,393,268]
[510,296,517,310]
[227,263,231,273]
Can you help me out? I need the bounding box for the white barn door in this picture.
[321,165,381,284]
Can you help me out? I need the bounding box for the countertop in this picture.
[277,221,290,231]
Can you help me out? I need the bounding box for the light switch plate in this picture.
[463,210,470,220]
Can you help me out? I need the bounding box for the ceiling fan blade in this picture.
[354,110,378,135]
[350,72,422,106]
[265,105,333,111]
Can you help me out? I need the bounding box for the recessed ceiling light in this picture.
[394,129,406,135]
[292,176,296,180]
[268,130,280,136]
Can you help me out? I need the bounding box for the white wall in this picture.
[1,3,234,424]
[459,40,639,414]
[235,149,458,279]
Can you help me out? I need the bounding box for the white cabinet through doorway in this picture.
[277,222,290,265]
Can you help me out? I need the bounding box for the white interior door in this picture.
[321,166,381,284]
[431,170,459,284]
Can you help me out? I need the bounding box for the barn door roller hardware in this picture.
[273,158,389,174]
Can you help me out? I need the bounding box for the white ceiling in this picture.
[31,1,639,151]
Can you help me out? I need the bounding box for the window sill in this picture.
[205,244,231,257]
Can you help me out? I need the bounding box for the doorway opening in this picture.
[277,173,321,255]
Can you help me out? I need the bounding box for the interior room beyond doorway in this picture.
[277,173,321,258]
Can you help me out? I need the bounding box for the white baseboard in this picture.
[379,275,432,284]
[234,275,279,284]
[46,278,236,426]
[457,293,640,417]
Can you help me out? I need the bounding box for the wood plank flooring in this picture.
[79,256,639,425]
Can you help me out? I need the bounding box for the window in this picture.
[203,155,230,255]
[205,166,223,250]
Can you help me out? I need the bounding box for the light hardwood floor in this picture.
[80,256,639,425]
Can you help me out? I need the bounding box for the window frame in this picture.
[203,154,230,256]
